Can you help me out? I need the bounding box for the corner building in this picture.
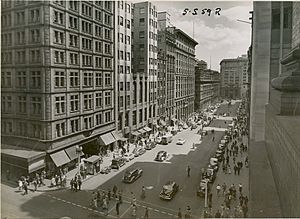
[1,0,116,176]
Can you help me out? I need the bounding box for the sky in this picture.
[152,1,253,71]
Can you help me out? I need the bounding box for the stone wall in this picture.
[265,104,300,217]
[292,2,300,47]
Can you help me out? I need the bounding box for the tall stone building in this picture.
[157,12,176,125]
[195,60,221,111]
[1,0,116,176]
[220,55,248,99]
[115,1,133,138]
[250,1,300,217]
[131,2,158,135]
[174,28,198,121]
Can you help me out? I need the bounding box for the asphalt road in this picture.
[2,102,240,219]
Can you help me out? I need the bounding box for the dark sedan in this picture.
[159,181,179,200]
[122,168,143,183]
[155,151,168,162]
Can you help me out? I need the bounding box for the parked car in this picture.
[218,143,225,150]
[122,168,143,183]
[183,124,188,129]
[204,168,216,183]
[161,134,173,145]
[123,153,135,162]
[159,181,179,200]
[111,157,127,169]
[100,166,111,174]
[155,137,162,144]
[145,141,156,150]
[155,151,168,161]
[176,138,186,145]
[133,147,146,157]
[197,178,210,197]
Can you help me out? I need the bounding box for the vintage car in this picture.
[155,151,168,162]
[122,168,143,183]
[123,153,135,162]
[159,181,179,200]
[145,141,156,150]
[132,147,146,157]
[111,157,127,169]
[176,138,186,145]
[197,178,210,197]
[100,166,111,174]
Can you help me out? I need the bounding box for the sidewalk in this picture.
[2,143,138,193]
[209,135,249,217]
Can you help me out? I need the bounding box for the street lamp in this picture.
[76,146,83,175]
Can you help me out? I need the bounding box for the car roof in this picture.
[158,150,166,153]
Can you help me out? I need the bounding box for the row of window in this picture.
[54,0,112,12]
[132,105,156,126]
[118,1,131,13]
[118,16,131,29]
[1,110,113,138]
[1,70,112,89]
[118,33,131,45]
[138,6,158,18]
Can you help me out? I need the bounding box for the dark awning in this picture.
[131,131,141,136]
[138,129,147,134]
[143,126,152,132]
[65,146,84,161]
[98,133,116,146]
[50,150,70,167]
[28,159,45,173]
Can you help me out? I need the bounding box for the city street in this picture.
[2,102,240,219]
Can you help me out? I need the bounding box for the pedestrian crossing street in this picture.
[42,190,193,219]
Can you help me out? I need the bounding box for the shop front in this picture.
[64,145,85,170]
[48,150,71,177]
[1,144,46,180]
[111,131,127,149]
[98,132,117,155]
[130,131,141,143]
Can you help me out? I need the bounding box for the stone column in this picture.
[270,2,300,115]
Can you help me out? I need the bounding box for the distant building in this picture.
[195,60,221,111]
[132,2,158,135]
[249,1,300,217]
[220,55,248,99]
[1,1,116,176]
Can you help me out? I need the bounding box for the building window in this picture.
[119,33,124,43]
[126,95,130,107]
[54,51,65,63]
[16,71,26,88]
[139,7,145,14]
[118,16,124,26]
[104,28,111,40]
[95,41,102,53]
[119,65,124,74]
[126,19,130,29]
[69,34,78,47]
[55,96,65,114]
[126,66,130,74]
[54,10,64,25]
[119,96,124,108]
[18,96,27,113]
[82,55,92,66]
[95,92,103,108]
[18,122,27,136]
[272,8,280,29]
[83,72,93,87]
[83,94,93,110]
[69,0,78,11]
[54,30,64,44]
[30,71,41,88]
[69,53,79,65]
[1,96,12,113]
[95,25,102,37]
[70,71,79,87]
[84,116,93,129]
[16,30,25,44]
[2,121,13,134]
[82,37,92,50]
[104,91,111,106]
[30,29,40,43]
[15,11,25,25]
[82,3,92,17]
[96,113,102,125]
[139,109,143,123]
[95,9,102,22]
[81,20,92,34]
[31,97,41,115]
[104,58,112,69]
[55,71,65,87]
[70,94,79,112]
[69,15,78,29]
[16,50,26,64]
[70,119,79,133]
[1,72,12,88]
[104,72,112,86]
[30,49,41,63]
[95,57,102,68]
[56,122,66,137]
[126,52,130,61]
[139,18,145,25]
[104,1,112,11]
[92,73,102,88]
[29,9,40,23]
[126,35,130,45]
[104,43,111,54]
[105,111,111,123]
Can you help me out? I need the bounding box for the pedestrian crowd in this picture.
[70,173,82,191]
[205,100,250,218]
[17,170,47,195]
